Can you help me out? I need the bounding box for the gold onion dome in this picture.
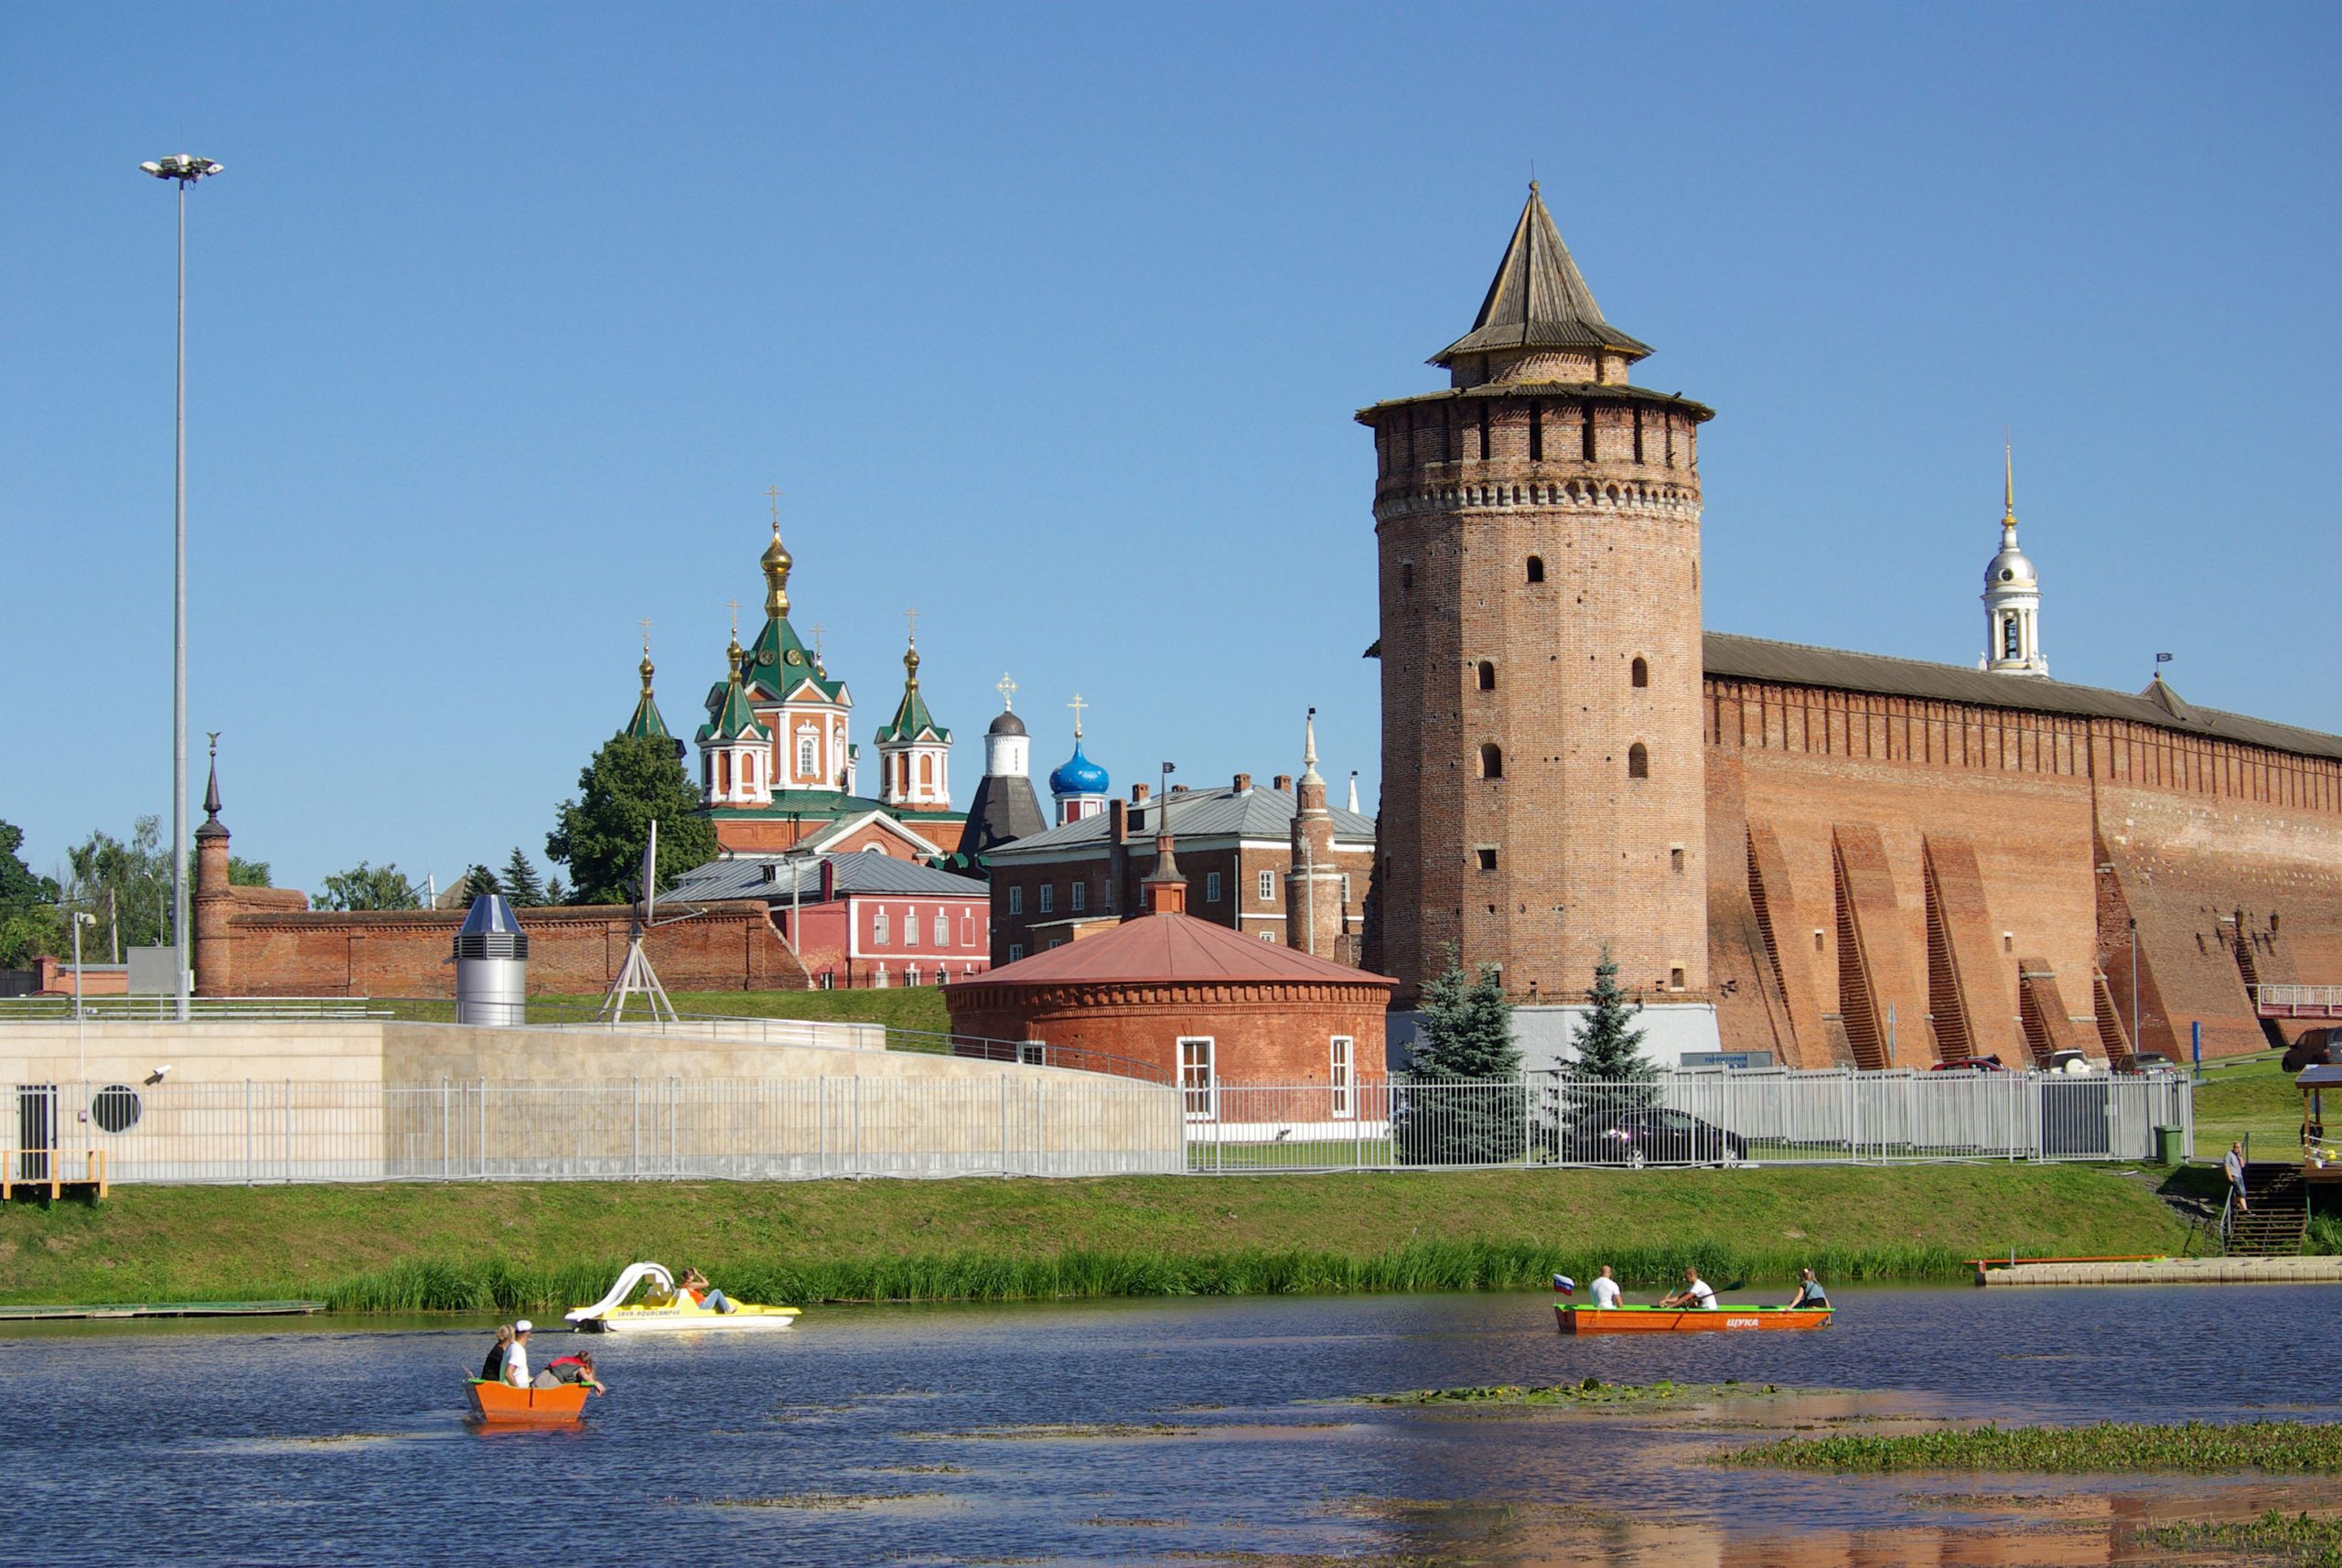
[903,641,921,683]
[762,524,792,618]
[639,650,656,695]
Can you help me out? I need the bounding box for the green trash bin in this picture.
[2154,1125,2185,1165]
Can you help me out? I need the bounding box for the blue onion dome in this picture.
[1049,739,1110,797]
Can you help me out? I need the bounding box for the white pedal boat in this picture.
[564,1262,801,1335]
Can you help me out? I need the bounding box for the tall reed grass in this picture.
[311,1237,1983,1314]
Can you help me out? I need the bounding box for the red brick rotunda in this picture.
[944,825,1396,1102]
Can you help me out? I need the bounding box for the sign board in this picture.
[1679,1050,1777,1070]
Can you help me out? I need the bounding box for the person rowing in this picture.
[1658,1265,1719,1310]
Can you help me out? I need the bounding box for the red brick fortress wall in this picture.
[204,901,810,998]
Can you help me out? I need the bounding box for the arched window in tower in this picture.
[1581,405,1598,461]
[797,730,817,779]
[1478,744,1504,779]
[1525,556,1545,585]
[1476,660,1496,692]
[1630,656,1649,689]
[1477,402,1491,460]
[2003,616,2021,660]
[919,754,933,786]
[1628,743,1649,780]
[1401,562,1414,594]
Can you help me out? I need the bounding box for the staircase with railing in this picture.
[2220,1161,2310,1255]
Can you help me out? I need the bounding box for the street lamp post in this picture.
[140,154,224,1022]
[69,910,98,1082]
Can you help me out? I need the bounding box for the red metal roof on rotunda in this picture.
[958,912,1397,991]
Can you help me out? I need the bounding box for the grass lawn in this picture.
[2191,1049,2304,1160]
[0,1162,2191,1311]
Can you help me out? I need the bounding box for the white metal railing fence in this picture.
[2251,983,2342,1014]
[6,1066,2190,1186]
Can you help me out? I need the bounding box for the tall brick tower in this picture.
[1359,185,1716,1057]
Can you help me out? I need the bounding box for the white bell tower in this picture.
[1981,444,2047,677]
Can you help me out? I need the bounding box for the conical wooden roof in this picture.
[1434,183,1652,367]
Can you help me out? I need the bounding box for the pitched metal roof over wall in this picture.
[954,910,1396,990]
[1705,632,2342,763]
[987,785,1375,861]
[669,854,987,904]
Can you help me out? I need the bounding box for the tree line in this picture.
[3,732,716,963]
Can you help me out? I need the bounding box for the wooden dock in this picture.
[0,1301,324,1322]
[1975,1256,2342,1286]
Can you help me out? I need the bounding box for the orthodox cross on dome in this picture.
[726,598,741,639]
[638,617,653,655]
[996,672,1017,711]
[1067,693,1088,738]
[811,622,826,673]
[904,606,919,646]
[764,484,785,525]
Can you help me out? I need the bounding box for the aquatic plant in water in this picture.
[1723,1421,2342,1474]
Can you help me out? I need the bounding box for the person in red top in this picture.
[541,1351,606,1393]
[679,1266,736,1314]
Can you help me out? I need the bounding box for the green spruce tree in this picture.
[500,848,545,907]
[546,732,716,904]
[1566,946,1656,1085]
[460,864,502,902]
[1395,950,1524,1166]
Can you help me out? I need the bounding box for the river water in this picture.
[2,1283,2337,1566]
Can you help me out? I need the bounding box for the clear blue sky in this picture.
[5,4,2337,895]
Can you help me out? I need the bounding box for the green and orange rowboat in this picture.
[1555,1304,1833,1335]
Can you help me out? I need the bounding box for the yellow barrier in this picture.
[0,1148,108,1202]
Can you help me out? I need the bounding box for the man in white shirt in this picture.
[1590,1264,1623,1309]
[1659,1267,1718,1310]
[504,1320,533,1387]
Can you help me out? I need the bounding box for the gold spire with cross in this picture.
[759,487,792,619]
[637,618,655,693]
[2002,433,2017,526]
[1068,692,1088,739]
[811,623,826,674]
[901,607,921,685]
[725,598,744,670]
[996,671,1017,712]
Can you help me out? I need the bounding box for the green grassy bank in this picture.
[2191,1049,2304,1160]
[0,1164,2189,1315]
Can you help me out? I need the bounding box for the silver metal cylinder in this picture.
[452,895,529,1026]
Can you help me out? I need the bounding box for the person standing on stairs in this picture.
[2225,1142,2250,1214]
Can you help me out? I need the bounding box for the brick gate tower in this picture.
[1359,185,1718,1061]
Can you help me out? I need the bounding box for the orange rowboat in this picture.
[465,1378,592,1425]
[1556,1305,1833,1335]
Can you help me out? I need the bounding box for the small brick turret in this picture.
[1285,711,1344,959]
[192,742,233,997]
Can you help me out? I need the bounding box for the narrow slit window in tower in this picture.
[1401,562,1414,594]
[1477,402,1491,460]
[1478,744,1504,779]
[1628,744,1649,780]
[1630,656,1649,688]
[1633,409,1645,464]
[1528,403,1544,462]
[1476,660,1496,691]
[1581,405,1597,461]
[1525,556,1545,585]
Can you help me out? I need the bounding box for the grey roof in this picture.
[963,771,1047,856]
[987,784,1375,861]
[457,894,523,935]
[1434,183,1653,368]
[668,853,988,904]
[1706,632,2342,763]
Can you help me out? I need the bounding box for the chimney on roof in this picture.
[1232,772,1252,793]
[1170,783,1188,794]
[1109,798,1129,844]
[1273,774,1293,792]
[1132,783,1150,804]
[818,857,836,901]
[1142,817,1186,916]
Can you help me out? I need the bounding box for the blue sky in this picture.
[5,4,2337,895]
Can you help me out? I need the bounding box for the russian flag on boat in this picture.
[1552,1274,1575,1295]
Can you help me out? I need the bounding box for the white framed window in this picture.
[1260,930,1274,940]
[1205,871,1222,903]
[1340,874,1351,905]
[932,909,950,946]
[1259,869,1275,902]
[961,914,975,946]
[871,907,890,946]
[1008,943,1024,961]
[797,726,817,779]
[1038,884,1054,914]
[817,970,836,990]
[906,966,921,987]
[1330,1036,1354,1119]
[1070,881,1086,912]
[1008,886,1024,915]
[1178,1036,1216,1121]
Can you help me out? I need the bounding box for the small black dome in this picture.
[988,710,1027,736]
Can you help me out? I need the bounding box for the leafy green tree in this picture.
[66,817,170,951]
[499,848,545,907]
[228,857,272,886]
[0,820,60,966]
[316,861,421,911]
[1394,951,1523,1166]
[546,733,715,905]
[460,864,501,902]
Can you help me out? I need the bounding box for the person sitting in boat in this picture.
[479,1324,514,1382]
[680,1266,737,1314]
[1659,1267,1718,1310]
[1590,1264,1623,1309]
[1783,1268,1830,1310]
[537,1351,606,1393]
[503,1320,534,1387]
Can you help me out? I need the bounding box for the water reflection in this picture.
[0,1284,2336,1565]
